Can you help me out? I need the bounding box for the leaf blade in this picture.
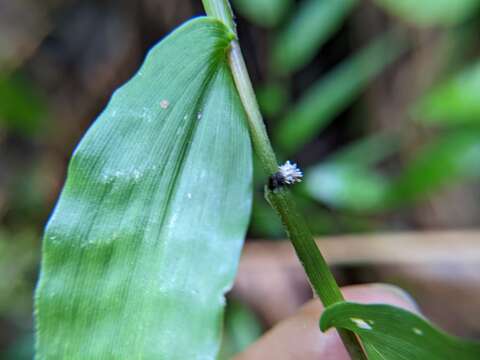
[413,61,480,126]
[386,130,480,206]
[233,0,292,27]
[272,0,358,74]
[373,0,480,26]
[35,17,253,359]
[320,302,480,359]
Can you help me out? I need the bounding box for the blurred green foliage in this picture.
[272,0,357,74]
[0,73,46,136]
[386,131,480,206]
[233,0,292,27]
[414,61,480,125]
[235,0,480,232]
[372,0,480,26]
[275,30,406,155]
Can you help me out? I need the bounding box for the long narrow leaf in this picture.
[386,130,480,205]
[414,60,480,126]
[304,133,398,212]
[272,0,357,75]
[233,0,292,27]
[373,0,480,26]
[275,31,405,155]
[326,132,399,167]
[306,162,388,212]
[35,18,253,359]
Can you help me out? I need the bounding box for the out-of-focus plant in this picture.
[233,0,292,27]
[272,0,358,75]
[372,0,480,26]
[233,0,480,224]
[414,60,480,126]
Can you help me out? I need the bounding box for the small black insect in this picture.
[268,161,303,190]
[268,172,287,190]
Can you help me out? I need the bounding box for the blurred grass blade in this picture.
[272,0,357,75]
[386,130,480,206]
[275,31,405,155]
[35,18,253,359]
[373,0,480,26]
[305,162,388,212]
[327,132,399,167]
[304,134,398,212]
[413,60,480,126]
[320,302,480,359]
[256,82,288,118]
[233,0,292,27]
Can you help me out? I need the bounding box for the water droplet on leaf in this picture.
[160,99,170,109]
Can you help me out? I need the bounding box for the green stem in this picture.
[265,189,366,359]
[202,1,367,359]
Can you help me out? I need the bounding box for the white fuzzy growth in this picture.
[279,161,303,185]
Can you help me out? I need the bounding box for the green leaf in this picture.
[272,0,357,74]
[35,17,253,359]
[373,0,480,26]
[414,61,480,126]
[326,132,399,167]
[233,0,292,27]
[305,162,388,212]
[275,31,405,155]
[386,130,480,205]
[304,134,400,212]
[320,302,480,359]
[256,82,288,118]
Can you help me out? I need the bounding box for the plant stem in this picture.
[202,1,367,359]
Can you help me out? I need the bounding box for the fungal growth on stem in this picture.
[269,160,303,190]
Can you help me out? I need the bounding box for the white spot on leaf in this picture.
[350,318,372,330]
[160,99,170,109]
[413,327,423,335]
[133,169,142,181]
